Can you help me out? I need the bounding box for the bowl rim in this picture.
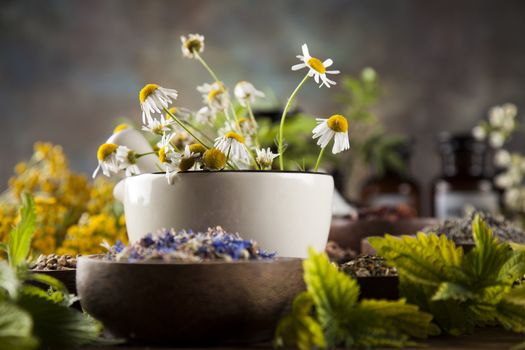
[146,170,333,176]
[78,255,303,266]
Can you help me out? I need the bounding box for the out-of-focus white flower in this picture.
[197,82,229,111]
[93,143,120,178]
[139,84,178,123]
[495,173,514,189]
[194,106,216,125]
[489,131,505,148]
[255,148,279,170]
[291,43,340,88]
[502,103,518,119]
[180,34,205,59]
[142,115,174,135]
[504,187,524,212]
[489,106,505,127]
[312,114,350,154]
[472,126,486,141]
[214,131,251,164]
[494,149,511,168]
[234,81,265,106]
[116,146,141,177]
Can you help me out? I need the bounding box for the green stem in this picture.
[246,102,261,149]
[181,119,214,144]
[314,147,326,172]
[164,108,211,149]
[278,73,310,170]
[195,52,220,83]
[136,151,156,158]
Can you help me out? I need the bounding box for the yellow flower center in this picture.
[203,148,226,170]
[189,143,207,155]
[97,143,118,161]
[225,131,245,144]
[139,84,159,103]
[327,115,348,133]
[165,107,177,119]
[158,147,167,163]
[113,123,129,134]
[207,88,224,102]
[179,157,196,172]
[307,57,326,74]
[185,38,202,54]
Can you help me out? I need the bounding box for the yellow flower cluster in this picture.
[0,142,127,255]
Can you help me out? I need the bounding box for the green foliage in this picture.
[7,194,36,268]
[370,215,525,335]
[0,194,104,349]
[361,132,409,176]
[275,248,435,349]
[0,302,38,350]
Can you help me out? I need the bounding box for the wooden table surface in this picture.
[86,327,525,350]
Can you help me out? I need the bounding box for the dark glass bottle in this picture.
[360,142,421,215]
[431,132,499,219]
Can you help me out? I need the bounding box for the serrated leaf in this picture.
[496,286,525,333]
[17,293,102,348]
[303,248,359,330]
[274,291,326,350]
[0,261,19,300]
[0,301,38,350]
[25,273,74,306]
[7,194,36,268]
[432,282,475,302]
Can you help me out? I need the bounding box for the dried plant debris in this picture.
[325,241,356,264]
[340,255,397,278]
[104,226,276,262]
[423,211,525,245]
[31,254,78,270]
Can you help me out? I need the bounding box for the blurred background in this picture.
[1,0,525,216]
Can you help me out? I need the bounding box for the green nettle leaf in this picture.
[7,194,36,268]
[0,302,38,350]
[276,248,435,348]
[274,292,326,350]
[17,293,102,349]
[371,214,525,335]
[0,261,20,300]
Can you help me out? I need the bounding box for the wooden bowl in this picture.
[76,256,304,345]
[329,217,439,253]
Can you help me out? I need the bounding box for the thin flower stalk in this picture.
[245,102,261,148]
[164,108,211,149]
[278,73,310,170]
[314,146,326,172]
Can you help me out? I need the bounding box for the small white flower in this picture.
[255,148,279,169]
[142,115,174,135]
[312,114,350,154]
[194,106,216,125]
[495,173,514,189]
[214,132,251,164]
[489,131,505,148]
[93,143,120,178]
[197,82,229,111]
[489,106,505,128]
[291,43,340,88]
[115,146,141,177]
[234,81,265,107]
[502,103,518,118]
[472,126,486,141]
[494,149,511,168]
[158,144,182,184]
[180,34,205,59]
[504,187,524,212]
[139,84,178,123]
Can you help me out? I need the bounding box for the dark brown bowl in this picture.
[330,217,439,253]
[357,276,399,300]
[76,256,304,345]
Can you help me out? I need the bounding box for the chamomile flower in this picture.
[158,144,182,184]
[489,131,505,148]
[214,131,251,164]
[142,115,174,135]
[202,148,227,171]
[139,83,178,123]
[472,125,486,141]
[165,106,192,122]
[495,149,511,168]
[312,114,350,154]
[255,148,279,170]
[291,44,340,88]
[234,81,265,106]
[93,143,120,178]
[194,106,216,125]
[178,145,199,172]
[197,82,229,111]
[180,34,205,59]
[115,146,141,177]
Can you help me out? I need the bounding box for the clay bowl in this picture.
[77,256,304,346]
[329,217,439,253]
